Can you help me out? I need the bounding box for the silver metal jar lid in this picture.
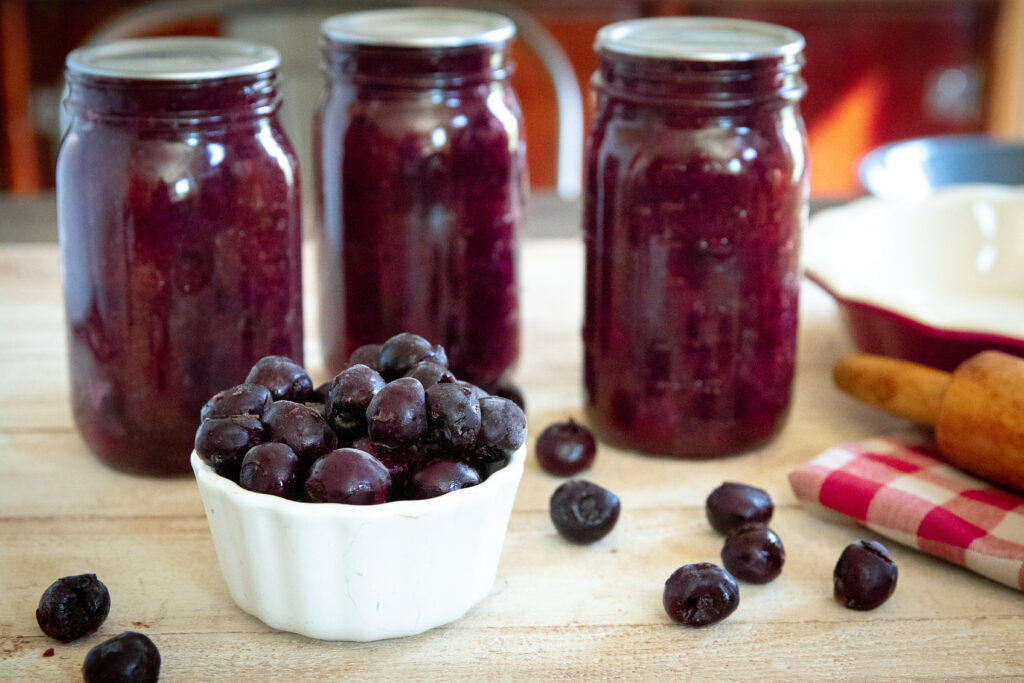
[596,17,804,62]
[65,37,280,80]
[321,8,515,48]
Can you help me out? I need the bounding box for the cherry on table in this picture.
[833,539,898,610]
[82,631,160,683]
[549,480,620,543]
[705,482,773,535]
[535,419,595,476]
[721,523,785,584]
[36,573,110,643]
[663,563,740,627]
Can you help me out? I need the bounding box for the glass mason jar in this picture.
[58,38,304,475]
[315,8,525,392]
[583,18,809,458]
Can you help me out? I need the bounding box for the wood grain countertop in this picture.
[1,238,1022,681]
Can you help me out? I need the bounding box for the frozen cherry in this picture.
[239,443,302,500]
[833,540,898,610]
[263,400,337,467]
[455,379,489,400]
[469,451,509,479]
[200,383,271,421]
[495,382,525,410]
[366,441,423,490]
[477,396,527,453]
[194,414,263,477]
[311,380,334,403]
[549,480,620,543]
[378,333,447,380]
[245,355,313,402]
[305,401,327,420]
[36,574,110,643]
[325,364,385,440]
[348,343,383,371]
[82,631,160,683]
[349,435,378,456]
[706,482,773,535]
[305,448,391,504]
[721,523,785,584]
[366,377,427,447]
[426,382,481,450]
[405,360,455,389]
[406,459,481,499]
[535,419,595,476]
[663,563,739,627]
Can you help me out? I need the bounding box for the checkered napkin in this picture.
[789,436,1024,591]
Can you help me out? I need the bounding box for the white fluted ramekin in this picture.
[191,446,525,641]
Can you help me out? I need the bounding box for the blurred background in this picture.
[2,0,1023,238]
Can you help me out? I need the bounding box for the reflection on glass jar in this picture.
[58,38,303,475]
[315,8,525,392]
[583,18,809,458]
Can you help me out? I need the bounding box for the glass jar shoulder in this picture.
[320,81,521,140]
[589,99,804,185]
[58,117,297,214]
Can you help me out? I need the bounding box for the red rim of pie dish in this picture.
[805,271,1024,372]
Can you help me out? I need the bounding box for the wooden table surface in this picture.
[1,238,1022,681]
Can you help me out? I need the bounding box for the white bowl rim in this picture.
[191,443,526,519]
[804,183,1024,338]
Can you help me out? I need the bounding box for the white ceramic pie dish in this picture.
[804,184,1024,370]
[191,445,525,641]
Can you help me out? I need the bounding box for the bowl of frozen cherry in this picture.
[190,333,527,641]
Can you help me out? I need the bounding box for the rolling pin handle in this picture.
[833,354,950,426]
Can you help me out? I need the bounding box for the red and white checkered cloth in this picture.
[789,436,1024,591]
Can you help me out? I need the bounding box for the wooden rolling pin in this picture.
[834,351,1024,492]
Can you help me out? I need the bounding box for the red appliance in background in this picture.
[512,0,1017,197]
[3,0,1022,198]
